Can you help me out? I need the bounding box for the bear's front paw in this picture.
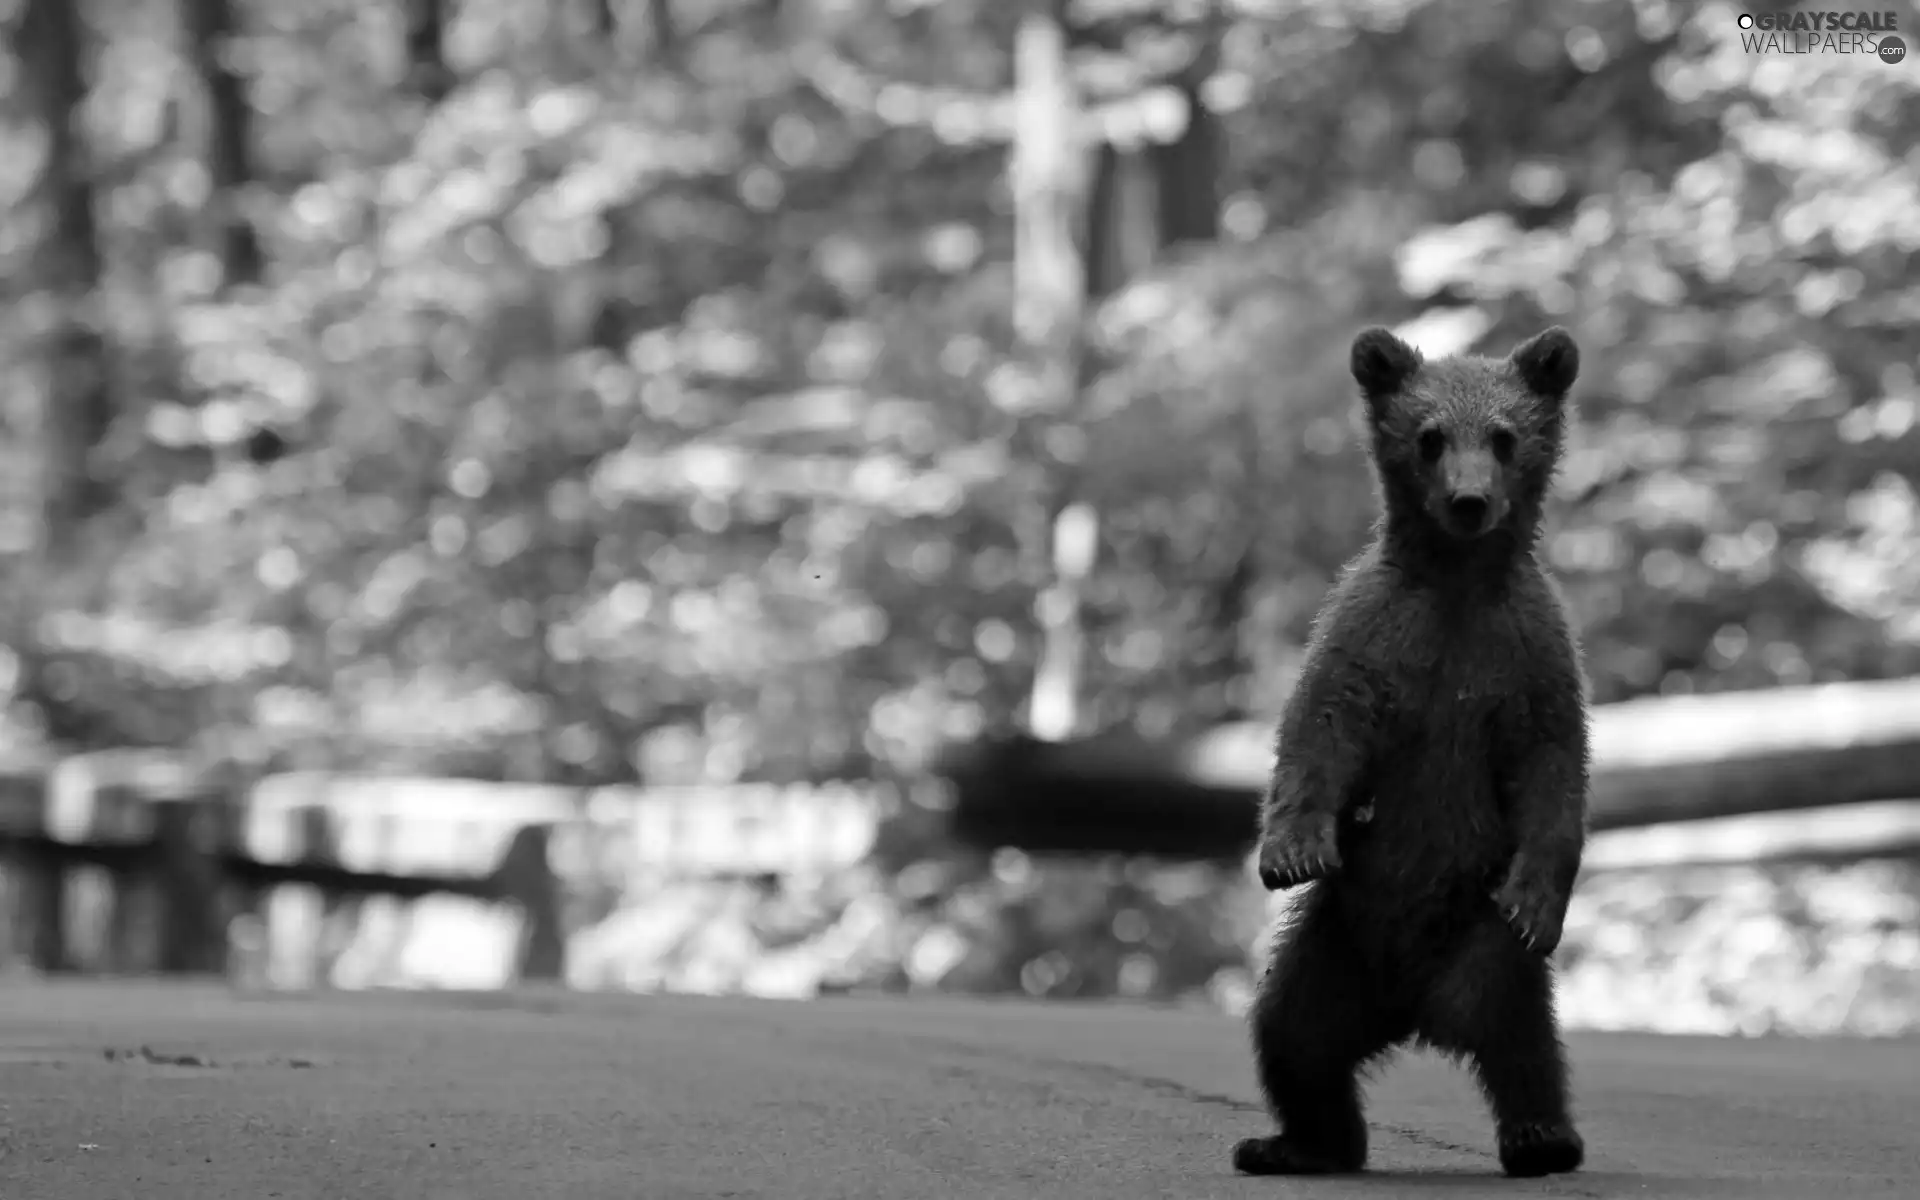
[1256,811,1342,892]
[1490,866,1569,956]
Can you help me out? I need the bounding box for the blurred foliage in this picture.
[0,0,1916,791]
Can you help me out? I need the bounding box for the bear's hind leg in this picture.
[1416,917,1583,1178]
[1235,893,1404,1176]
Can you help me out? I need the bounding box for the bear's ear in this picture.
[1510,326,1580,398]
[1349,327,1421,399]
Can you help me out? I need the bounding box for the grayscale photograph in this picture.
[0,0,1915,1196]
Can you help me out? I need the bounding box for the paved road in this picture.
[0,981,1914,1199]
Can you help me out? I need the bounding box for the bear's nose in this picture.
[1449,494,1489,530]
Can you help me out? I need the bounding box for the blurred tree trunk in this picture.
[15,0,115,738]
[182,0,276,945]
[406,0,453,101]
[1012,4,1089,742]
[1149,28,1223,249]
[14,0,114,970]
[182,0,264,289]
[648,0,675,54]
[587,0,618,39]
[1016,0,1223,740]
[1130,15,1249,726]
[20,0,114,536]
[590,0,680,352]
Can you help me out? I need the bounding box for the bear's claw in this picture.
[1256,812,1343,891]
[1491,869,1568,957]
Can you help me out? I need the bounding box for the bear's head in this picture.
[1347,325,1579,547]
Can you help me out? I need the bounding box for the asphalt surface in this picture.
[0,981,1915,1199]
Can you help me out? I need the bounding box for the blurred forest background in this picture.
[0,0,1917,1029]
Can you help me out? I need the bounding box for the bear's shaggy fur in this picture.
[1233,326,1590,1180]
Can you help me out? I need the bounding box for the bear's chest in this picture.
[1374,600,1530,738]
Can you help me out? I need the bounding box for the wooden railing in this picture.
[939,676,1920,860]
[3,676,1917,984]
[0,754,884,982]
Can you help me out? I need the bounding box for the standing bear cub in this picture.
[1233,326,1590,1180]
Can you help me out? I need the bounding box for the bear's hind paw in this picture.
[1232,1134,1362,1176]
[1497,1120,1584,1178]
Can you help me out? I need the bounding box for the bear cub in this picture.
[1233,326,1591,1180]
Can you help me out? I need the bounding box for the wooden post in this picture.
[152,787,235,973]
[275,802,348,989]
[497,823,565,982]
[0,761,63,971]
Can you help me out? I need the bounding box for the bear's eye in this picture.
[1490,428,1517,463]
[1417,428,1446,462]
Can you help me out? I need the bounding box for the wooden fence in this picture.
[2,675,1918,986]
[0,753,885,983]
